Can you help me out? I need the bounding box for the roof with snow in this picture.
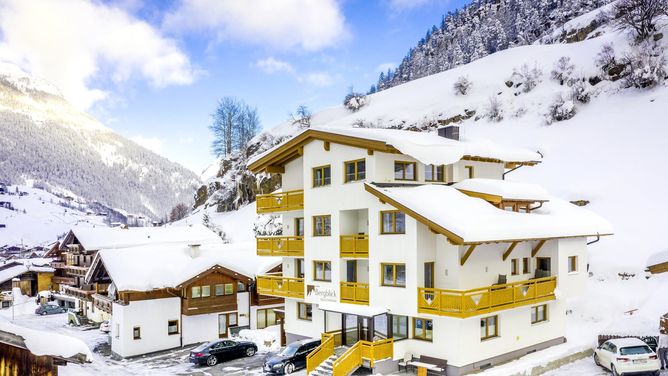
[364,183,612,244]
[0,320,92,363]
[647,249,668,267]
[454,178,550,203]
[248,127,541,172]
[66,224,222,251]
[96,242,281,292]
[0,260,55,284]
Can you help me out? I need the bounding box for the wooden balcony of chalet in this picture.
[256,190,304,214]
[417,276,557,318]
[65,265,88,278]
[92,293,113,314]
[51,262,66,269]
[62,285,95,301]
[340,235,369,258]
[256,273,304,299]
[52,276,76,285]
[340,282,369,305]
[257,236,304,257]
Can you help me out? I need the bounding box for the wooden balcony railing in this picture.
[332,338,393,376]
[340,282,369,305]
[340,235,369,258]
[52,262,66,269]
[92,293,113,314]
[256,190,304,214]
[257,236,304,257]
[306,332,336,374]
[256,274,304,299]
[52,276,76,285]
[65,265,88,277]
[62,285,95,301]
[418,276,557,318]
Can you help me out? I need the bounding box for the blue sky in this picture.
[0,0,469,173]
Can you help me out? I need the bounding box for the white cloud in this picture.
[164,0,349,51]
[131,135,163,155]
[0,0,198,109]
[375,62,396,73]
[298,72,336,87]
[388,0,446,11]
[254,57,295,74]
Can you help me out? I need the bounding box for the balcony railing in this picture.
[340,282,369,305]
[256,190,304,214]
[92,293,113,314]
[340,235,369,258]
[256,273,304,299]
[332,338,394,376]
[418,276,557,318]
[257,236,304,257]
[65,265,88,277]
[52,276,76,285]
[307,332,336,374]
[62,285,95,301]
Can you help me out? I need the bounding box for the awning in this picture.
[318,302,388,317]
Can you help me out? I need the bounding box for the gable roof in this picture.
[364,183,612,244]
[248,127,542,173]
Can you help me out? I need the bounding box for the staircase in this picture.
[309,347,349,376]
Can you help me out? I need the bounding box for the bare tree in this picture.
[453,76,472,95]
[169,203,189,222]
[209,97,260,157]
[291,105,311,128]
[614,0,667,41]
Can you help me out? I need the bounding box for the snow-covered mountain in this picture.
[0,62,200,217]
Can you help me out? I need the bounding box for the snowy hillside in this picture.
[0,63,201,218]
[0,184,108,248]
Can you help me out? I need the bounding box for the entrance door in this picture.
[343,314,359,345]
[295,218,304,237]
[346,260,357,283]
[359,316,371,342]
[424,262,434,288]
[218,312,238,338]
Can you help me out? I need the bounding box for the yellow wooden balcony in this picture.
[418,276,557,318]
[332,338,393,376]
[256,190,304,214]
[256,236,304,257]
[340,282,369,305]
[256,273,304,299]
[340,235,369,258]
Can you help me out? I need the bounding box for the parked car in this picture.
[263,338,321,374]
[99,320,111,333]
[594,337,661,376]
[189,339,257,366]
[35,304,66,315]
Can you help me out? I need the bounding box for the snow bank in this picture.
[237,326,281,352]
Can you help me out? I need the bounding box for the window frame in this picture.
[522,257,530,274]
[295,217,305,237]
[568,256,578,273]
[257,307,280,329]
[312,165,332,187]
[412,317,433,342]
[344,159,366,183]
[380,210,406,234]
[480,315,499,340]
[390,315,409,341]
[464,165,475,179]
[201,285,211,298]
[191,286,201,298]
[312,215,332,237]
[313,260,332,282]
[168,320,179,335]
[531,304,548,324]
[394,161,417,181]
[133,326,141,340]
[297,302,313,321]
[296,258,305,278]
[381,263,406,288]
[511,258,520,276]
[425,164,445,182]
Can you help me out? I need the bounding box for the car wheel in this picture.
[206,355,218,367]
[41,312,47,316]
[593,354,601,366]
[283,362,295,374]
[611,364,620,376]
[245,347,256,357]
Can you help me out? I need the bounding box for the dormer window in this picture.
[313,165,331,187]
[394,161,416,181]
[425,164,445,182]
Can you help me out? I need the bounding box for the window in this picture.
[394,161,416,180]
[168,320,179,335]
[344,159,366,182]
[133,326,141,340]
[568,256,578,273]
[202,285,211,297]
[296,258,305,278]
[465,165,475,178]
[391,315,408,340]
[480,316,498,340]
[295,218,304,237]
[511,259,520,276]
[313,165,331,187]
[381,211,405,234]
[314,260,332,281]
[531,305,548,324]
[425,164,445,182]
[215,283,234,296]
[382,263,406,287]
[237,282,246,292]
[191,286,201,298]
[424,262,434,288]
[313,215,331,236]
[523,258,530,274]
[413,318,433,341]
[257,307,280,329]
[298,302,312,321]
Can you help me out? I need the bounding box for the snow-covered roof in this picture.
[604,337,653,348]
[647,249,668,267]
[248,127,541,171]
[365,183,612,244]
[0,261,55,284]
[0,264,28,284]
[318,301,389,317]
[98,241,281,292]
[0,320,92,362]
[70,224,222,251]
[454,178,550,202]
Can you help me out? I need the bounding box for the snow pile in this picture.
[237,326,281,352]
[454,178,551,201]
[0,319,92,361]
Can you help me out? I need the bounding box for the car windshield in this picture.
[278,344,300,357]
[620,345,652,355]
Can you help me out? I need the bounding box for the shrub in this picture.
[570,79,591,103]
[551,56,576,86]
[453,76,472,95]
[344,92,368,112]
[511,63,543,93]
[485,96,504,122]
[620,42,667,88]
[547,94,576,123]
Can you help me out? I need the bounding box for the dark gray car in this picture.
[35,304,66,315]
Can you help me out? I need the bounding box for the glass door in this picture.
[343,314,359,345]
[218,314,228,338]
[346,260,357,283]
[295,218,304,236]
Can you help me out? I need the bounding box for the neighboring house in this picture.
[47,225,226,323]
[0,320,91,375]
[85,242,283,358]
[646,249,668,275]
[0,183,7,195]
[0,260,54,297]
[247,126,612,376]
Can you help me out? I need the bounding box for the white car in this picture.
[99,320,111,333]
[594,337,660,376]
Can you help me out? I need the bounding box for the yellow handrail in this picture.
[256,236,304,257]
[340,282,369,305]
[418,276,557,318]
[256,274,305,299]
[332,338,394,376]
[256,189,304,214]
[307,333,335,374]
[340,234,369,258]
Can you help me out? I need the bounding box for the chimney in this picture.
[437,125,459,141]
[188,244,201,258]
